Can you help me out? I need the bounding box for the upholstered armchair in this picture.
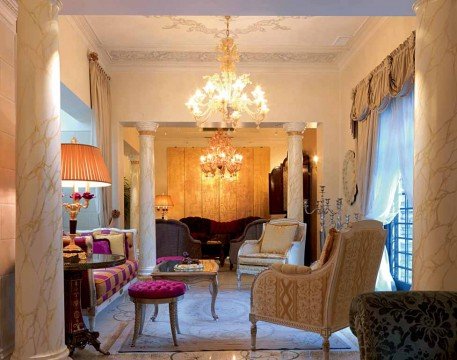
[156,219,202,259]
[350,291,457,359]
[229,219,268,270]
[250,220,386,359]
[237,219,306,288]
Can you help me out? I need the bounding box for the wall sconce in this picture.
[155,194,174,219]
[312,155,319,172]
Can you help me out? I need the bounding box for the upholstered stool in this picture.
[128,280,186,347]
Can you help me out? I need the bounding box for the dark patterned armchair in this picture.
[156,219,202,259]
[350,291,457,359]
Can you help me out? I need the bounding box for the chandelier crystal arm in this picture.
[186,15,269,129]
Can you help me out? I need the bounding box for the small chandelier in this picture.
[186,16,269,129]
[200,130,243,178]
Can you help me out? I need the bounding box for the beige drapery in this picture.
[89,52,112,227]
[351,32,415,214]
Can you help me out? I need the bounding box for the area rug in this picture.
[117,284,353,353]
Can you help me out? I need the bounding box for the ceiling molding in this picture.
[336,17,389,70]
[108,49,339,66]
[0,0,17,30]
[155,15,308,39]
[67,15,112,70]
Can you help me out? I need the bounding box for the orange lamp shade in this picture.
[155,195,174,208]
[61,143,111,188]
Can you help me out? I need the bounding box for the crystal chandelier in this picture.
[186,16,269,129]
[200,130,243,178]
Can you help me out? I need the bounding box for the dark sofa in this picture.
[179,216,263,266]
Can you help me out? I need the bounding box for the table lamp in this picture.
[61,138,111,253]
[155,194,174,219]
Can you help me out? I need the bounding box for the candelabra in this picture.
[304,185,360,249]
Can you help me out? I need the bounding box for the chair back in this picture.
[268,218,307,243]
[243,219,268,240]
[326,220,386,330]
[156,219,199,258]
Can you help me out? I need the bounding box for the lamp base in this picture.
[63,233,84,254]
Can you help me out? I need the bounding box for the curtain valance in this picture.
[350,32,415,138]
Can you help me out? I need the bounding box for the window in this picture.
[386,182,413,290]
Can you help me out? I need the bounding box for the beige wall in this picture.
[113,68,341,217]
[0,13,15,359]
[339,17,416,214]
[59,16,92,106]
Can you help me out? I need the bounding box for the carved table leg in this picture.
[151,304,159,321]
[210,275,219,320]
[64,270,110,355]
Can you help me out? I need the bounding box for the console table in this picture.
[64,253,125,355]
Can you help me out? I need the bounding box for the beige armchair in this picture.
[237,219,306,288]
[249,220,386,359]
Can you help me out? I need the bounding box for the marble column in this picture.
[13,0,70,359]
[136,122,159,277]
[129,154,140,232]
[283,122,307,221]
[413,0,457,290]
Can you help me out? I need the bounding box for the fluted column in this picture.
[283,122,307,221]
[413,0,457,290]
[129,154,140,232]
[13,0,70,359]
[136,122,159,277]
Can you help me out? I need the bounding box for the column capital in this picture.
[136,121,159,135]
[283,122,307,135]
[129,154,140,164]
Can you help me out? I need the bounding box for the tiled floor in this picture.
[72,264,359,360]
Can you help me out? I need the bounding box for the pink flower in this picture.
[82,192,95,200]
[71,192,82,200]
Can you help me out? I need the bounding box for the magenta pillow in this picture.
[93,239,112,255]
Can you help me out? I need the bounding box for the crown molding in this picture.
[0,0,17,30]
[336,17,388,70]
[107,49,339,66]
[66,15,111,70]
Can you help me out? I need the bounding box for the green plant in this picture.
[124,177,131,228]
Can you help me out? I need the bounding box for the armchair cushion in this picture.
[239,253,286,266]
[260,223,298,254]
[311,228,338,270]
[94,233,125,257]
[272,263,312,275]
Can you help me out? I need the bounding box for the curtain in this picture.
[365,90,414,291]
[89,53,112,227]
[352,32,415,212]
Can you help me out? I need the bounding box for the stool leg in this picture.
[139,304,146,335]
[131,302,142,347]
[169,301,178,346]
[175,302,181,334]
[151,304,159,321]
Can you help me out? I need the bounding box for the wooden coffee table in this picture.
[151,259,219,320]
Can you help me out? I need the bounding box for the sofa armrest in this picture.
[285,240,305,265]
[238,239,261,257]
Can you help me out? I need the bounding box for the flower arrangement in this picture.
[63,192,96,221]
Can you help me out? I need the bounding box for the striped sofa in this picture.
[76,228,138,330]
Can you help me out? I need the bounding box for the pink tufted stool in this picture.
[128,280,186,346]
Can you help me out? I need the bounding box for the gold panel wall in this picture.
[167,147,270,221]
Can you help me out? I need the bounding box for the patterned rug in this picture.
[117,284,353,353]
